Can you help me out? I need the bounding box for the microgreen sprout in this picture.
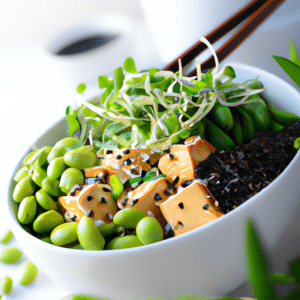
[71,38,264,154]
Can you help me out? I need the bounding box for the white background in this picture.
[1,1,300,299]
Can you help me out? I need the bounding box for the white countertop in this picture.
[1,2,300,299]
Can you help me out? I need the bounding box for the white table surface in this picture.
[1,5,300,299]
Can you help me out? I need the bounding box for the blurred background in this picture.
[1,0,300,298]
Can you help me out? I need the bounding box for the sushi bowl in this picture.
[6,62,300,299]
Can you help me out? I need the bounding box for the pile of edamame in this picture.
[0,229,38,296]
[12,138,165,251]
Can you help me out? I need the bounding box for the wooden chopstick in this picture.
[188,0,285,76]
[163,0,268,72]
[163,0,285,75]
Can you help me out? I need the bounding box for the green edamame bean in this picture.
[211,101,234,131]
[0,276,13,294]
[267,103,299,126]
[50,222,78,246]
[64,146,97,169]
[40,236,52,244]
[78,216,105,250]
[59,168,84,195]
[47,137,79,163]
[18,196,37,224]
[231,114,244,146]
[14,166,29,182]
[33,210,64,233]
[236,107,256,141]
[110,175,124,200]
[113,208,146,229]
[47,157,67,180]
[97,222,117,237]
[242,95,270,130]
[13,175,36,203]
[0,229,13,244]
[270,119,285,132]
[24,147,51,168]
[71,244,84,250]
[32,163,47,187]
[0,247,22,264]
[35,190,57,211]
[136,217,163,245]
[18,260,38,285]
[22,150,38,166]
[203,118,235,151]
[41,178,60,197]
[105,235,143,250]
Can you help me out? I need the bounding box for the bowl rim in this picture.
[6,61,300,257]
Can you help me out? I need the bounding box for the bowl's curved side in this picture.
[6,63,300,299]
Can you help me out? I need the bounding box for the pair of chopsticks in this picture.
[164,0,285,76]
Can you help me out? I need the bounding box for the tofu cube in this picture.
[158,136,215,187]
[59,183,118,224]
[124,177,175,228]
[160,180,223,236]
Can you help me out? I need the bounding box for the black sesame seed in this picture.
[130,199,138,206]
[87,196,93,201]
[178,202,184,209]
[70,184,83,196]
[123,149,130,154]
[178,221,184,226]
[106,150,113,155]
[164,223,175,239]
[169,152,175,160]
[154,193,162,201]
[163,149,170,153]
[100,197,107,203]
[103,188,111,193]
[123,180,130,190]
[70,216,77,221]
[181,180,193,188]
[163,190,171,196]
[99,156,105,160]
[88,210,94,217]
[124,158,132,166]
[172,176,179,186]
[116,155,122,160]
[203,204,209,210]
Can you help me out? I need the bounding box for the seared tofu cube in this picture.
[160,180,223,236]
[124,177,175,228]
[101,148,153,184]
[59,183,118,224]
[158,136,215,187]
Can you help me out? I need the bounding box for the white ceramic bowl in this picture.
[6,62,300,299]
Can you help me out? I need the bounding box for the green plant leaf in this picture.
[273,55,300,88]
[77,83,86,94]
[66,106,80,137]
[124,57,137,73]
[290,39,300,67]
[114,67,125,92]
[245,218,278,300]
[98,76,115,103]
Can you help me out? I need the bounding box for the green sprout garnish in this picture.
[66,38,264,156]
